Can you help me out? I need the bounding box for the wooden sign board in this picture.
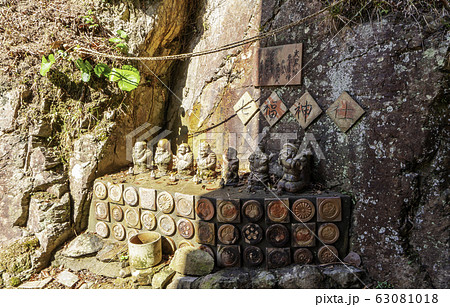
[255,43,302,86]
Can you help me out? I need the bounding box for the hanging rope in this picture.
[76,0,344,61]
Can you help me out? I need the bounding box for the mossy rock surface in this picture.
[0,237,39,274]
[169,246,214,276]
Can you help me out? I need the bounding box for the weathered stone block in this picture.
[169,246,214,276]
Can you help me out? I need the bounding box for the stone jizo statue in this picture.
[154,139,173,176]
[197,142,216,179]
[176,143,194,176]
[132,141,152,174]
[276,142,311,194]
[222,147,239,186]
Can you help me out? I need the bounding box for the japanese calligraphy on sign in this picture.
[326,91,365,132]
[289,91,322,130]
[256,43,302,86]
[260,91,287,126]
[233,91,259,125]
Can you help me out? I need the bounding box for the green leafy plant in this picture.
[75,59,93,82]
[109,29,129,53]
[40,54,56,76]
[119,255,129,262]
[94,63,111,78]
[81,9,99,29]
[109,65,140,91]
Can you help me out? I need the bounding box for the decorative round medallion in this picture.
[125,208,139,228]
[123,186,138,206]
[318,245,338,264]
[218,201,238,222]
[196,198,215,221]
[218,246,239,267]
[292,199,315,222]
[157,192,174,214]
[178,240,194,249]
[293,226,314,246]
[197,222,214,244]
[242,200,263,222]
[199,245,215,260]
[293,248,313,264]
[218,224,239,245]
[319,200,340,221]
[318,223,340,244]
[242,223,263,245]
[267,200,289,222]
[109,184,122,202]
[95,221,109,238]
[266,224,290,247]
[141,211,157,230]
[176,197,192,216]
[177,218,194,239]
[111,205,123,222]
[93,182,107,199]
[95,202,108,220]
[267,249,289,269]
[244,246,263,266]
[112,224,126,241]
[158,215,176,236]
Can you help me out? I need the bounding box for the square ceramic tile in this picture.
[290,91,322,129]
[292,223,316,247]
[175,192,195,219]
[260,91,287,126]
[233,91,259,125]
[326,92,365,132]
[265,198,290,223]
[216,199,240,223]
[317,197,342,222]
[139,188,156,211]
[217,245,241,268]
[256,43,302,86]
[194,221,215,245]
[266,247,291,269]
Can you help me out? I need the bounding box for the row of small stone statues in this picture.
[133,137,312,194]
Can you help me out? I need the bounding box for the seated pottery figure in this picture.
[222,147,239,186]
[154,139,173,176]
[176,143,194,177]
[132,141,152,174]
[276,142,312,194]
[197,142,217,179]
[247,142,270,192]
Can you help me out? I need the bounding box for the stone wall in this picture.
[167,0,449,288]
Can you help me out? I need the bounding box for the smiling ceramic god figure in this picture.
[196,142,217,179]
[132,141,152,174]
[176,143,194,176]
[154,138,173,176]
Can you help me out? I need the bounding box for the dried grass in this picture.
[321,0,447,32]
[0,0,120,89]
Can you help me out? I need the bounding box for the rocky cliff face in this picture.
[0,0,448,288]
[168,0,449,288]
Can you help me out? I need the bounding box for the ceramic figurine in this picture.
[132,141,152,174]
[222,147,239,186]
[176,143,194,176]
[197,142,216,179]
[247,142,270,191]
[276,142,312,194]
[154,139,173,176]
